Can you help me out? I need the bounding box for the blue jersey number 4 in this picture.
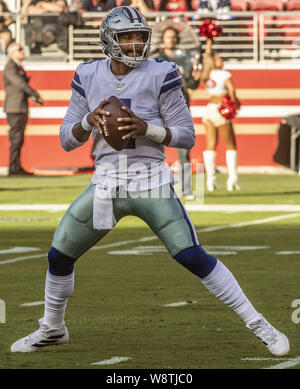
[120,98,135,149]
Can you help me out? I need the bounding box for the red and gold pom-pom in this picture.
[218,95,239,120]
[199,19,223,39]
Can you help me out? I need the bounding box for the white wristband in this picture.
[81,113,93,132]
[146,123,167,144]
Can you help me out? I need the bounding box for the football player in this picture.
[11,6,289,357]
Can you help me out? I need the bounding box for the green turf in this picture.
[0,173,300,369]
[1,172,300,204]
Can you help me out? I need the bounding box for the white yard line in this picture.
[204,245,270,250]
[164,301,197,307]
[186,204,300,212]
[0,204,68,212]
[0,253,46,265]
[91,357,131,366]
[0,247,40,254]
[265,356,300,369]
[276,251,300,255]
[20,301,45,307]
[0,217,60,222]
[90,237,156,250]
[241,357,291,361]
[197,213,300,233]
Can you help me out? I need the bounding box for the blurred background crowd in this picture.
[1,0,300,62]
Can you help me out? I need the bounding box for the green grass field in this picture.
[0,172,300,370]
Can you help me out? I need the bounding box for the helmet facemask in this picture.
[100,7,152,68]
[114,29,151,68]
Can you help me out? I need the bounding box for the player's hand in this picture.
[30,94,43,106]
[117,106,147,140]
[87,99,111,134]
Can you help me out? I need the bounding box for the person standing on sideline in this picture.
[154,27,202,200]
[201,37,240,192]
[3,42,43,175]
[10,7,289,357]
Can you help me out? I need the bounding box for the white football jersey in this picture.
[60,58,195,189]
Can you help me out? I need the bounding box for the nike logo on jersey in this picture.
[112,81,126,91]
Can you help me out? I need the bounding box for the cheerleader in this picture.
[201,37,241,192]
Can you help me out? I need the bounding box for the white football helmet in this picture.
[100,6,152,68]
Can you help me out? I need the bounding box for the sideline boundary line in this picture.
[196,213,300,233]
[186,204,300,212]
[2,204,300,212]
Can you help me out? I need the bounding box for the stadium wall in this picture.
[1,64,300,172]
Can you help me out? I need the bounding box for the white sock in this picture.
[201,260,260,325]
[226,150,238,182]
[203,150,216,182]
[43,270,74,329]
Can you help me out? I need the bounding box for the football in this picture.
[100,96,131,151]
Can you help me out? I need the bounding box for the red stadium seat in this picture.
[230,0,249,11]
[246,1,284,38]
[247,13,274,38]
[276,15,300,40]
[286,0,300,10]
[249,0,285,11]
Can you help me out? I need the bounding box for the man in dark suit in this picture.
[3,41,43,175]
